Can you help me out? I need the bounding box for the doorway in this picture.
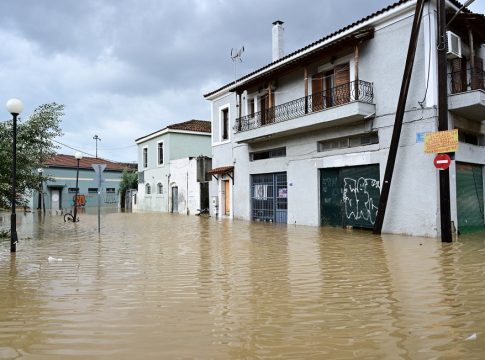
[200,182,209,211]
[51,189,61,210]
[224,180,231,216]
[251,172,287,223]
[171,186,178,213]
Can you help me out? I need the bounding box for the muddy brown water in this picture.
[1,211,484,359]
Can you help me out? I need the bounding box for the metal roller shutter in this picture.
[321,164,380,229]
[456,163,485,234]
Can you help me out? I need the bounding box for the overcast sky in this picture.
[1,0,484,163]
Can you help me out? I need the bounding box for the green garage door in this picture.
[320,164,380,229]
[456,163,484,234]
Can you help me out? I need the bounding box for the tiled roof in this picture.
[208,166,234,175]
[167,119,211,133]
[45,154,130,171]
[135,119,210,142]
[203,0,469,98]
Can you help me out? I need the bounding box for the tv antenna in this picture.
[230,46,244,84]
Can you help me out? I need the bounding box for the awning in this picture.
[208,166,234,183]
[208,166,234,176]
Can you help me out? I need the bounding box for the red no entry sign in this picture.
[434,153,452,170]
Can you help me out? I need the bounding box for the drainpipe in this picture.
[304,67,308,113]
[167,173,171,212]
[186,171,189,215]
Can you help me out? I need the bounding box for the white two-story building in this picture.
[204,0,485,237]
[135,120,212,214]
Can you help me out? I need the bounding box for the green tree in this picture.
[118,169,138,209]
[0,103,63,208]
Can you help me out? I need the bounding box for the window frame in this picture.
[142,146,148,168]
[219,104,230,143]
[157,141,164,166]
[145,183,151,195]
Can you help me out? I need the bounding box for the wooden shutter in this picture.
[265,92,275,124]
[451,57,467,93]
[260,93,274,125]
[312,72,324,111]
[260,96,267,125]
[472,57,483,90]
[334,63,350,105]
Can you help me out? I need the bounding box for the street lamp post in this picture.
[73,152,83,222]
[6,98,24,253]
[93,135,101,158]
[37,168,43,211]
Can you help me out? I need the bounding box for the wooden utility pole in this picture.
[373,0,426,234]
[437,0,453,242]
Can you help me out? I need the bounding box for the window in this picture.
[157,182,163,194]
[249,99,255,117]
[458,130,480,145]
[143,147,148,168]
[158,142,164,165]
[318,132,379,152]
[68,187,79,193]
[221,108,229,141]
[88,188,98,193]
[138,171,144,183]
[145,183,151,195]
[106,188,116,193]
[250,147,286,161]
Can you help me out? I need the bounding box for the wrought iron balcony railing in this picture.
[449,67,485,94]
[235,80,374,133]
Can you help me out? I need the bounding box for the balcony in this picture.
[234,80,375,143]
[448,68,485,121]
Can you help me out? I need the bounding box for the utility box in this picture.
[212,196,218,214]
[197,156,212,183]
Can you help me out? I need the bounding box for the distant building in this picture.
[135,120,212,214]
[204,0,485,236]
[33,154,133,211]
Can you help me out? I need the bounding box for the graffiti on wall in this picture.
[343,177,380,225]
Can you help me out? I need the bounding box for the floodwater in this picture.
[1,211,485,359]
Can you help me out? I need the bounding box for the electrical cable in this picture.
[418,3,433,108]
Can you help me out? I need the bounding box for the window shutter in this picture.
[451,57,467,93]
[312,72,324,111]
[472,57,483,90]
[334,63,350,104]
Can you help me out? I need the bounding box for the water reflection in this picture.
[0,211,484,359]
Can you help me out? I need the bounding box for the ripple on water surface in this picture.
[1,211,485,359]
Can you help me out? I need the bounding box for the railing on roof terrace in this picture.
[235,80,374,133]
[449,67,485,94]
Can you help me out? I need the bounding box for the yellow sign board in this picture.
[424,129,459,154]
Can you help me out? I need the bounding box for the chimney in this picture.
[272,20,284,62]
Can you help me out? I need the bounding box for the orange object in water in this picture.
[74,194,86,207]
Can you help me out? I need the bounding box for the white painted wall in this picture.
[206,1,485,237]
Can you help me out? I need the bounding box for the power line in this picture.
[52,139,95,157]
[98,144,137,150]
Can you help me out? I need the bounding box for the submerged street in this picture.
[1,211,485,359]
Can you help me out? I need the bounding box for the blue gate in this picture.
[251,172,287,224]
